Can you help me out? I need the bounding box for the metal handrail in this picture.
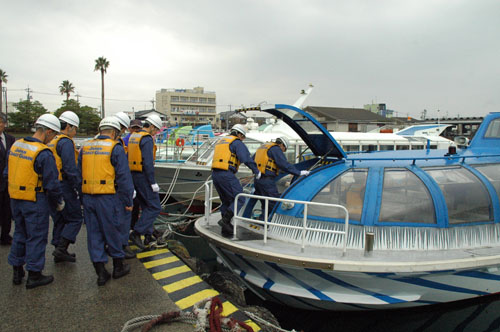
[234,193,350,255]
[204,180,219,223]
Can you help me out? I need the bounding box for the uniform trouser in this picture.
[254,176,280,216]
[130,197,140,230]
[0,189,12,241]
[82,194,124,263]
[120,208,131,247]
[212,170,245,216]
[8,194,49,272]
[132,172,161,235]
[51,182,83,246]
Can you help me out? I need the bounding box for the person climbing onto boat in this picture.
[112,112,136,259]
[254,136,309,216]
[211,124,260,237]
[128,114,162,249]
[48,111,83,264]
[6,114,64,289]
[79,117,134,286]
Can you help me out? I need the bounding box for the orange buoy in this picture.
[175,138,185,146]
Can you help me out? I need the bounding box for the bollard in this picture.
[365,232,374,256]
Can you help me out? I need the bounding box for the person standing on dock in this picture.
[211,124,260,237]
[6,114,64,289]
[0,114,16,246]
[113,112,136,259]
[128,114,162,250]
[254,136,309,216]
[48,111,83,263]
[79,117,134,286]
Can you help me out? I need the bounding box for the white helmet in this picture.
[59,111,79,128]
[230,124,246,137]
[145,114,162,130]
[276,136,289,150]
[35,114,61,132]
[99,116,121,131]
[114,111,130,128]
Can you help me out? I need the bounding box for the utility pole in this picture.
[75,92,80,102]
[25,86,32,101]
[4,87,7,122]
[150,99,155,110]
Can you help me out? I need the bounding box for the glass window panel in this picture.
[472,164,500,201]
[485,119,500,138]
[379,168,435,223]
[309,169,368,221]
[424,166,492,224]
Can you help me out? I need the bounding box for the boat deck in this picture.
[197,214,500,273]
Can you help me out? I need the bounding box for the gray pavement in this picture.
[0,223,195,332]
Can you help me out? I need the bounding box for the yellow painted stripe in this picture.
[246,320,261,332]
[221,301,238,316]
[175,289,220,310]
[143,256,179,269]
[136,248,170,259]
[152,265,191,280]
[162,275,203,293]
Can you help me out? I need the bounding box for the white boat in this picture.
[194,104,500,311]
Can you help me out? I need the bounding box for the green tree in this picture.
[0,69,7,114]
[59,80,75,101]
[10,100,48,131]
[94,56,109,118]
[55,99,101,135]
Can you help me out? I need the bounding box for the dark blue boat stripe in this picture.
[266,262,334,302]
[233,253,275,289]
[306,268,407,304]
[455,270,500,281]
[396,277,488,295]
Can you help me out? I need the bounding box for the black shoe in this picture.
[129,231,145,250]
[112,258,131,279]
[218,219,234,237]
[144,234,155,247]
[93,262,111,286]
[123,246,136,259]
[13,266,25,285]
[26,271,54,289]
[53,238,76,263]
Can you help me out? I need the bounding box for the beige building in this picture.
[155,86,218,127]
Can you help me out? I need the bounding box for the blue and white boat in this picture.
[195,104,500,311]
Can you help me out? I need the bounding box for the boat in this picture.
[194,103,500,311]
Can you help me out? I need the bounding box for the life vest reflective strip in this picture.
[128,131,156,171]
[81,139,117,194]
[47,134,78,181]
[8,139,48,202]
[211,136,240,171]
[255,142,280,175]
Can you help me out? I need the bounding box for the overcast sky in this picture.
[1,0,499,119]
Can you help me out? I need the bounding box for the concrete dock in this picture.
[0,224,258,332]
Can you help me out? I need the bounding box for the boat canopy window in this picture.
[424,166,492,224]
[378,168,436,224]
[309,169,368,221]
[485,119,500,138]
[472,164,500,202]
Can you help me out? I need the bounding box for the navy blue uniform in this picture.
[254,145,300,215]
[7,137,63,272]
[79,136,134,263]
[51,137,83,246]
[132,133,161,236]
[212,139,259,216]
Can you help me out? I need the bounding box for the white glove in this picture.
[256,171,261,180]
[56,199,65,211]
[300,170,310,176]
[133,190,137,199]
[151,183,160,193]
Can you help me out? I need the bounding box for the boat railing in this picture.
[204,180,220,222]
[234,193,350,255]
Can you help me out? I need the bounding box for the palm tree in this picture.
[94,57,109,118]
[59,80,75,102]
[0,69,8,114]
